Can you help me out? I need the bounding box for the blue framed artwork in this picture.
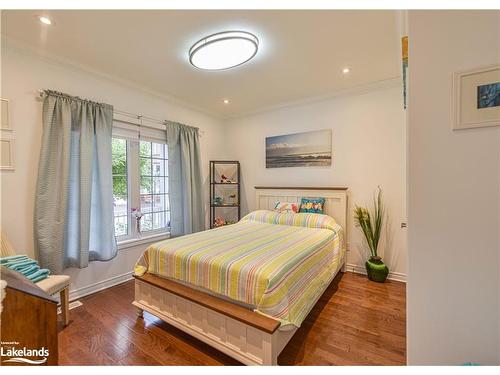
[454,65,500,130]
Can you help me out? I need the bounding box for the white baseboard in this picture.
[68,271,134,301]
[345,263,406,283]
[67,264,405,303]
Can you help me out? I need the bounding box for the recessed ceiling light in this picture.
[189,31,259,71]
[342,67,351,74]
[38,16,52,25]
[223,99,230,104]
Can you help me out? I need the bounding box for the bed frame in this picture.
[133,187,348,365]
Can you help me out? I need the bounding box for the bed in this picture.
[133,187,347,365]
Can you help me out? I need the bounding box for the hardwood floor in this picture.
[58,272,406,365]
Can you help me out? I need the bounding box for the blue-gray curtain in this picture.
[34,91,117,274]
[166,121,205,236]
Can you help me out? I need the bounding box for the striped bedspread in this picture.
[134,210,344,327]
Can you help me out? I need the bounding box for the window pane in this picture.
[139,140,169,233]
[112,137,128,237]
[152,194,167,212]
[140,157,152,176]
[140,195,153,213]
[140,213,153,232]
[152,159,165,176]
[113,176,127,201]
[164,177,169,193]
[140,177,152,194]
[140,141,151,157]
[153,212,166,230]
[114,216,128,236]
[112,139,127,175]
[164,160,168,177]
[153,177,165,194]
[152,143,165,158]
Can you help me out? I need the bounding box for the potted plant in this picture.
[353,187,389,283]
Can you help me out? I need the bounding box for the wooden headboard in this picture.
[254,186,348,236]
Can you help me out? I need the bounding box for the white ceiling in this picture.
[2,10,401,118]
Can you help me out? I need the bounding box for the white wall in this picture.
[407,10,500,365]
[225,84,407,278]
[0,41,227,297]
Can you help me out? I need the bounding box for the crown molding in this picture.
[2,36,224,121]
[2,36,402,123]
[224,76,402,121]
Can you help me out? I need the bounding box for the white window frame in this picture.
[112,136,131,243]
[112,135,170,249]
[137,140,170,238]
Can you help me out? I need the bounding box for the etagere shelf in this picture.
[209,160,240,228]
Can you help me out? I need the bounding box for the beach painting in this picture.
[265,129,332,168]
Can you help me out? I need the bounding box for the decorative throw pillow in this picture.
[299,197,326,214]
[274,201,299,213]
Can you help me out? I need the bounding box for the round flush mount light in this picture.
[342,67,351,74]
[189,31,259,71]
[38,16,53,25]
[223,99,230,104]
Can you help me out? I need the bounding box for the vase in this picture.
[136,219,142,238]
[365,256,389,283]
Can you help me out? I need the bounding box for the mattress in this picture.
[134,210,344,328]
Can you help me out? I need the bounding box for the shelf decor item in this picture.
[210,161,240,228]
[354,187,389,283]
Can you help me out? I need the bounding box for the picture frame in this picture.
[0,138,15,171]
[453,65,500,130]
[265,129,332,168]
[0,98,11,131]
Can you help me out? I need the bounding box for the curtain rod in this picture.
[36,89,203,135]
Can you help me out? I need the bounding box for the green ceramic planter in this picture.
[365,257,389,283]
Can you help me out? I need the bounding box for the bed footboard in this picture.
[133,274,296,365]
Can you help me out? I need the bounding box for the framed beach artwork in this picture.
[453,65,500,130]
[265,129,332,168]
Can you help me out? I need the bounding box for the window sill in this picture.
[117,232,170,250]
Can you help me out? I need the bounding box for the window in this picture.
[139,141,170,232]
[112,137,170,242]
[112,138,128,237]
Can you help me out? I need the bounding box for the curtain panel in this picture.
[166,121,205,236]
[34,91,117,274]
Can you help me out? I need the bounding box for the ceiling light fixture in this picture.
[189,31,259,71]
[223,99,230,104]
[342,67,351,74]
[38,16,52,25]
